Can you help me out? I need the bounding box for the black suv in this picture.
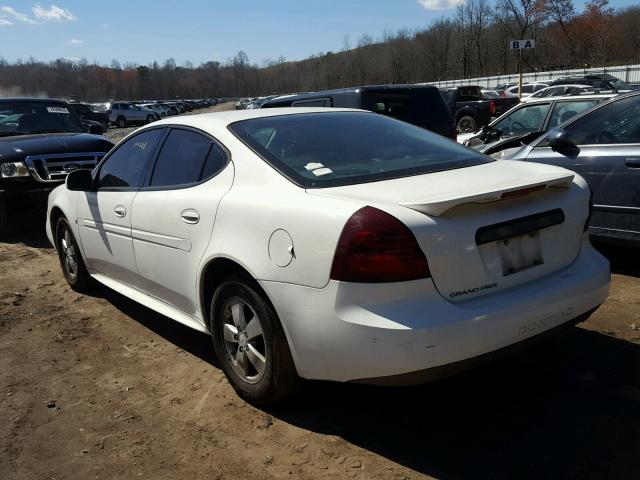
[549,74,633,91]
[0,98,114,236]
[260,84,457,139]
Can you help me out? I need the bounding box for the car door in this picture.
[76,127,165,286]
[525,94,640,238]
[130,127,234,315]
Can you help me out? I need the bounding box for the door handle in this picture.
[113,205,127,218]
[180,209,200,224]
[624,158,640,168]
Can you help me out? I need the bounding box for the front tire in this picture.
[55,217,93,292]
[146,115,154,124]
[210,277,301,404]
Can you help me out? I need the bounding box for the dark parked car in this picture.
[0,98,114,236]
[439,85,518,133]
[498,91,640,244]
[549,74,633,92]
[261,84,457,139]
[462,94,615,153]
[68,102,109,131]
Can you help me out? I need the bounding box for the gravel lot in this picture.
[1,106,639,479]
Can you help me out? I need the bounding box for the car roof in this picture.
[267,84,439,103]
[522,94,617,102]
[147,107,366,129]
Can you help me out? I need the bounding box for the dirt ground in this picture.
[1,107,639,479]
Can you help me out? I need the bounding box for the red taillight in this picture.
[330,206,430,283]
[489,100,496,115]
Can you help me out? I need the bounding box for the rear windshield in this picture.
[228,111,491,188]
[361,88,453,131]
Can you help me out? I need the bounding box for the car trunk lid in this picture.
[310,161,588,302]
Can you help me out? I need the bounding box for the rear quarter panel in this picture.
[199,135,363,289]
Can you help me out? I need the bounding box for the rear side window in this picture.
[98,128,164,189]
[148,129,228,187]
[150,129,214,187]
[361,88,453,132]
[291,98,330,107]
[229,111,490,188]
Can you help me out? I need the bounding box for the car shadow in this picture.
[265,328,640,480]
[593,240,640,278]
[91,282,640,479]
[86,284,219,368]
[1,219,52,249]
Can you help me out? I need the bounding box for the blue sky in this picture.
[0,0,636,66]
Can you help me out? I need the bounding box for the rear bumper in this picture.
[353,307,595,386]
[261,238,610,383]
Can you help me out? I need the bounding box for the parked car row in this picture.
[493,74,634,98]
[106,99,218,128]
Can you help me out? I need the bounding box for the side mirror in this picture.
[486,128,501,142]
[547,128,577,153]
[66,169,93,191]
[88,123,104,135]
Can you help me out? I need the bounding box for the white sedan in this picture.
[46,108,610,404]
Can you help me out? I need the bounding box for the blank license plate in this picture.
[497,231,543,276]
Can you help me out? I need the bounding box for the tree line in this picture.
[0,0,638,101]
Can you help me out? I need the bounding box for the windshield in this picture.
[609,78,632,90]
[0,101,83,135]
[229,111,491,188]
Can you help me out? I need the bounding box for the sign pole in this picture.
[509,39,534,100]
[518,48,523,100]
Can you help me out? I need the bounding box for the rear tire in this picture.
[457,115,477,133]
[210,276,301,405]
[116,116,126,128]
[55,217,94,292]
[146,115,154,124]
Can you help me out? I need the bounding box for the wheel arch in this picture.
[200,256,273,325]
[49,206,65,249]
[455,108,478,121]
[198,255,300,369]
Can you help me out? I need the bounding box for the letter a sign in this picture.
[510,39,535,50]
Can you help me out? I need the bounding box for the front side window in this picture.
[98,128,164,188]
[229,111,491,188]
[564,95,640,145]
[492,103,551,135]
[547,100,599,128]
[150,129,220,187]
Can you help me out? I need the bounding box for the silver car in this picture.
[108,102,157,128]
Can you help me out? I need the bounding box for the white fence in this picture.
[427,64,640,88]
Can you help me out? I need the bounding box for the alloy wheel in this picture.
[221,297,267,384]
[60,226,78,279]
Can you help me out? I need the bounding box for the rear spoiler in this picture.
[400,172,574,216]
